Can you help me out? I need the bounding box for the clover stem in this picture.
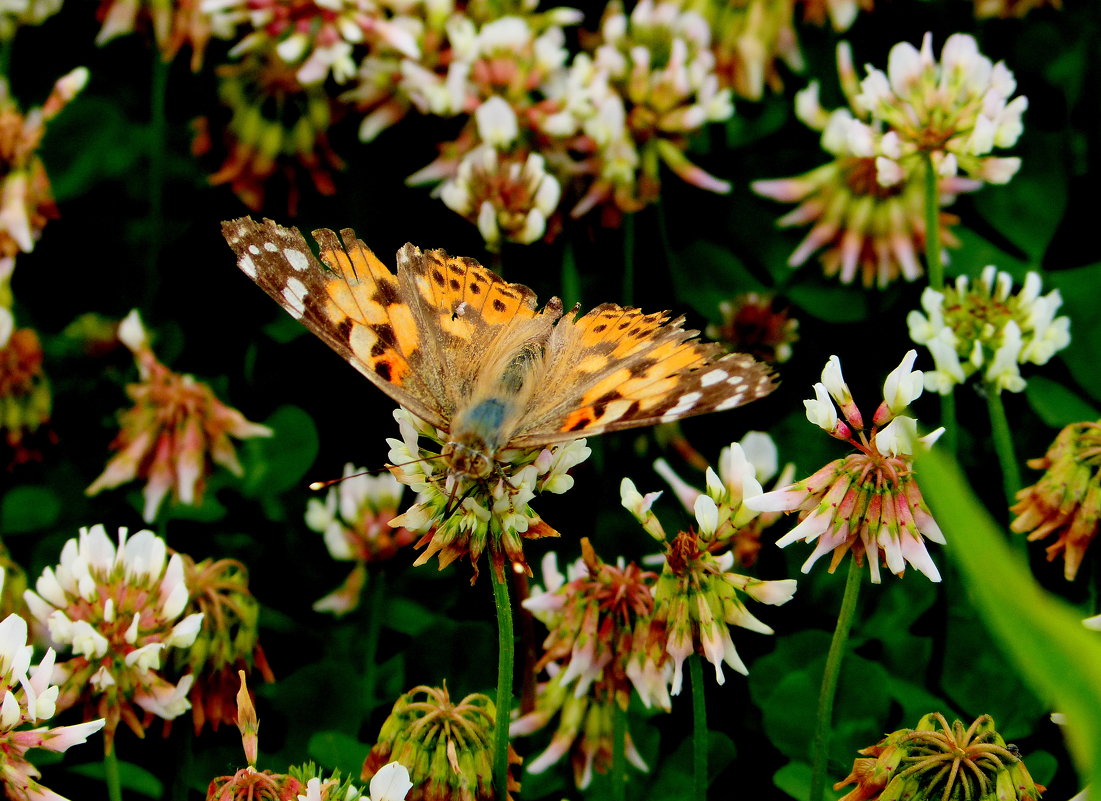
[985,382,1021,506]
[105,743,122,801]
[690,654,708,800]
[809,557,863,801]
[922,152,943,291]
[491,565,515,799]
[612,698,628,801]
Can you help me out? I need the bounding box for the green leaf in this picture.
[668,241,762,322]
[1047,263,1101,401]
[1025,376,1100,428]
[307,731,370,778]
[973,133,1067,264]
[68,760,164,798]
[917,448,1101,785]
[0,486,61,534]
[786,282,869,324]
[773,760,813,801]
[241,405,320,497]
[946,228,1030,280]
[384,597,439,637]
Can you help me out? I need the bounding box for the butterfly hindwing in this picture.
[510,302,776,446]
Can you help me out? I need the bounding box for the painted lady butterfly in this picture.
[221,218,776,478]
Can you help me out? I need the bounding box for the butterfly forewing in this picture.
[221,217,448,429]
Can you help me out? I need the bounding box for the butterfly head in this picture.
[440,441,494,480]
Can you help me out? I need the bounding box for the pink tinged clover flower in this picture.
[747,351,946,583]
[86,310,272,522]
[22,525,204,751]
[654,430,796,566]
[306,464,413,615]
[752,48,982,288]
[0,612,105,801]
[621,479,797,694]
[512,544,656,789]
[907,266,1070,395]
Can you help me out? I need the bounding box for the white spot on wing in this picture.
[283,277,307,319]
[239,255,258,279]
[715,392,745,411]
[661,391,701,422]
[284,248,310,271]
[248,244,261,255]
[701,369,728,387]
[264,242,279,252]
[726,375,744,386]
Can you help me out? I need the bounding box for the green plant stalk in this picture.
[985,383,1021,505]
[105,744,122,801]
[612,698,627,801]
[922,152,943,291]
[689,654,707,800]
[941,390,958,456]
[809,557,863,801]
[491,566,514,799]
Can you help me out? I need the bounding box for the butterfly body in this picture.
[221,217,777,481]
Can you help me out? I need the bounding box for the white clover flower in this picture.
[23,525,203,748]
[854,32,1026,186]
[0,613,105,801]
[908,267,1070,394]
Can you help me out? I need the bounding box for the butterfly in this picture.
[221,217,776,479]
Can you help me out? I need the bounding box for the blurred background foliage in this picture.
[2,0,1101,798]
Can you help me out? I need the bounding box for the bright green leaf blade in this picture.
[307,730,370,778]
[240,405,320,497]
[1025,375,1100,428]
[917,447,1101,786]
[68,760,164,798]
[0,486,61,534]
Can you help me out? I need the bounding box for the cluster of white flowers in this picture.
[907,266,1071,394]
[0,607,105,801]
[23,525,204,736]
[850,32,1027,187]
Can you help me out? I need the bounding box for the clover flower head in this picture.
[747,352,945,583]
[646,526,796,694]
[706,293,799,364]
[22,525,203,749]
[386,408,590,581]
[306,464,413,615]
[854,32,1027,186]
[439,145,562,251]
[192,51,345,213]
[1011,420,1101,580]
[0,68,87,271]
[362,684,517,801]
[289,762,411,801]
[173,556,274,734]
[86,309,272,522]
[512,540,656,788]
[835,713,1043,801]
[907,266,1070,395]
[752,46,983,288]
[653,430,796,566]
[0,612,105,801]
[0,311,52,465]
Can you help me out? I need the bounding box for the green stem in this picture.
[940,390,958,456]
[689,654,707,800]
[922,152,943,291]
[985,383,1020,506]
[809,557,863,801]
[622,212,635,306]
[490,566,514,799]
[105,744,122,801]
[362,567,386,714]
[144,51,168,310]
[611,699,627,801]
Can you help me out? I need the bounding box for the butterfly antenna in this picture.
[307,455,444,491]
